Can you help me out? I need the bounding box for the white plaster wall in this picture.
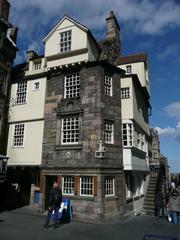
[7,120,44,166]
[121,77,133,120]
[45,22,87,57]
[118,62,150,95]
[123,148,132,170]
[9,77,46,122]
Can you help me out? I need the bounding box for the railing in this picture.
[33,63,41,70]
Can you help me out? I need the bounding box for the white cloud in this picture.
[155,122,180,141]
[155,126,176,136]
[8,0,180,62]
[164,102,180,119]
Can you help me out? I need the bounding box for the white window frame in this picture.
[105,177,115,197]
[105,121,114,144]
[61,116,79,145]
[33,81,40,91]
[104,75,112,96]
[16,81,27,105]
[62,176,74,195]
[64,73,80,99]
[121,87,130,98]
[126,65,132,73]
[12,123,25,147]
[122,123,133,147]
[59,30,72,53]
[80,176,93,197]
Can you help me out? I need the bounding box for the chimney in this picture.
[26,50,38,62]
[0,0,10,22]
[106,11,120,40]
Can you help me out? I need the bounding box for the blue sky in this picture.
[8,0,180,173]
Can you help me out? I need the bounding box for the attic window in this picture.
[59,30,72,52]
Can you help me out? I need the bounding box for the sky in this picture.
[8,0,180,173]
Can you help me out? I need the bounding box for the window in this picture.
[104,75,112,96]
[16,81,27,104]
[122,123,133,147]
[62,176,74,195]
[0,70,6,93]
[105,177,115,197]
[105,122,114,144]
[13,123,25,147]
[121,87,130,98]
[126,65,132,73]
[80,176,93,196]
[33,82,40,90]
[64,73,80,98]
[59,30,72,52]
[125,175,131,198]
[62,116,79,144]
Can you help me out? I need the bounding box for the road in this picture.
[0,207,179,240]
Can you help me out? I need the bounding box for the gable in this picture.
[43,15,88,43]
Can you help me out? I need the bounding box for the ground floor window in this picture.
[80,176,93,196]
[105,177,115,197]
[125,175,131,198]
[62,176,74,195]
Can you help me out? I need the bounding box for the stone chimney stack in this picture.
[0,0,10,22]
[106,11,121,55]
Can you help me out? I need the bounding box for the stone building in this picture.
[0,0,18,209]
[0,0,17,156]
[7,11,152,222]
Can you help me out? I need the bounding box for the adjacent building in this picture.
[7,11,152,222]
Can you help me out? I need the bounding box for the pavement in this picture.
[0,207,180,240]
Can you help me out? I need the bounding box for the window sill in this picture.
[55,144,82,151]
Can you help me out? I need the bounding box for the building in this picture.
[116,54,151,216]
[0,0,18,209]
[7,11,152,222]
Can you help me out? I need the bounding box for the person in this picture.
[154,189,165,220]
[168,187,180,224]
[43,181,62,228]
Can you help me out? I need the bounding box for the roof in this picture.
[116,53,147,65]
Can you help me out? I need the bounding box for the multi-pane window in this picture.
[13,123,25,147]
[104,75,112,96]
[64,73,80,98]
[33,82,40,90]
[126,65,132,73]
[121,87,130,98]
[105,122,114,144]
[16,81,27,104]
[62,116,79,144]
[0,70,6,93]
[59,30,72,52]
[105,177,115,197]
[122,123,133,147]
[80,176,93,196]
[62,176,74,195]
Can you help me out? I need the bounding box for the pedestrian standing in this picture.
[43,181,62,228]
[168,187,180,224]
[154,189,165,220]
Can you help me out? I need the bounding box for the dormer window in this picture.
[59,30,72,52]
[126,65,132,74]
